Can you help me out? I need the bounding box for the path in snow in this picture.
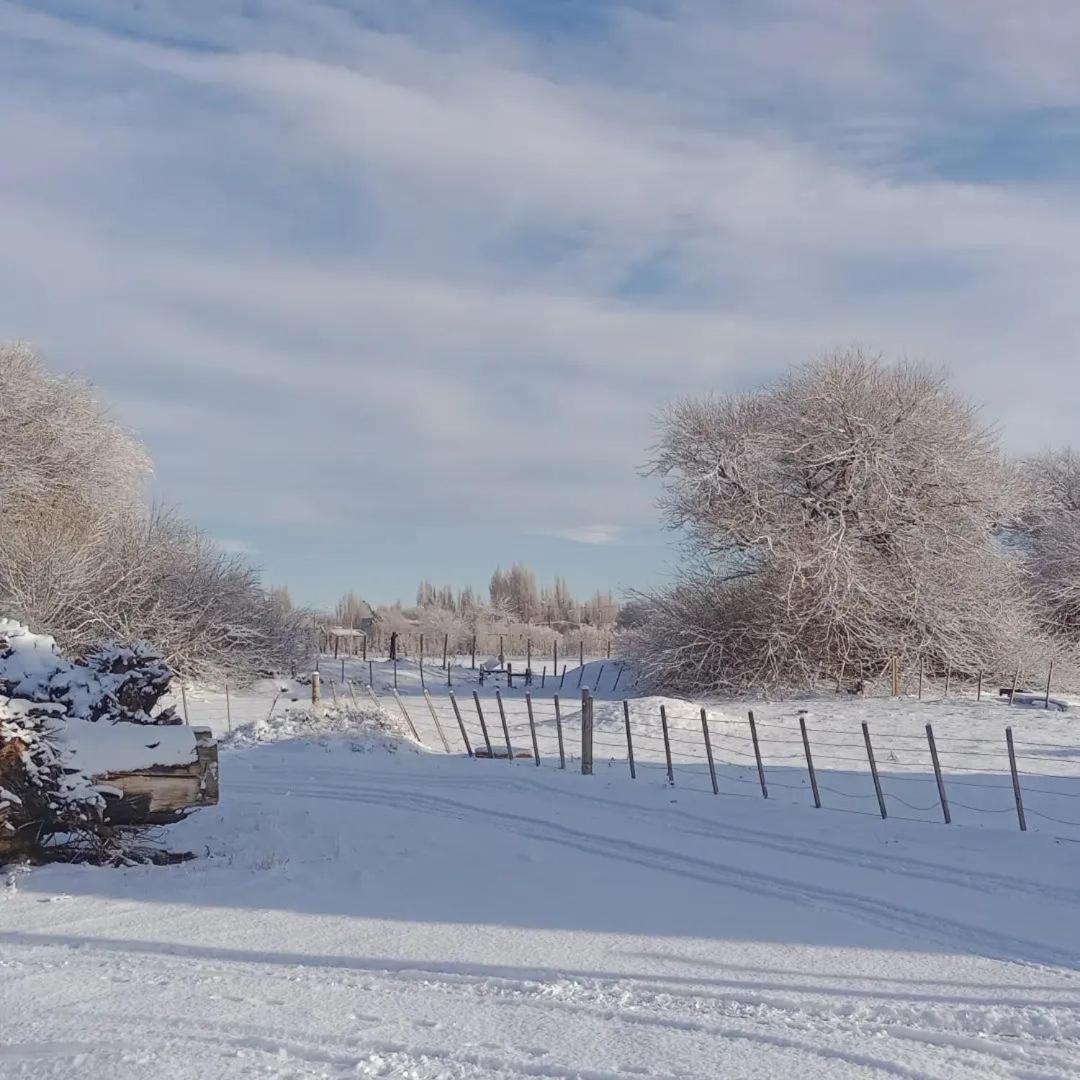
[3,722,1080,1079]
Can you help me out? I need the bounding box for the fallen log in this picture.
[96,727,219,825]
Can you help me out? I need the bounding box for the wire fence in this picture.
[364,686,1080,842]
[167,653,1080,843]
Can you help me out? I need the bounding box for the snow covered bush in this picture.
[629,350,1033,694]
[1022,449,1080,644]
[0,620,182,861]
[0,344,307,680]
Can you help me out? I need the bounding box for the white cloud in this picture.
[1,0,1079,600]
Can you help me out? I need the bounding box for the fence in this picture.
[360,684,1080,843]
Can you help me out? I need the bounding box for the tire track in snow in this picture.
[230,777,1080,973]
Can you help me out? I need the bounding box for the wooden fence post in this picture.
[1009,662,1021,705]
[541,665,547,689]
[494,689,513,762]
[526,638,532,676]
[1045,661,1054,709]
[622,699,636,779]
[606,639,611,659]
[179,682,190,725]
[1006,727,1027,832]
[309,673,319,707]
[422,689,451,752]
[559,665,568,689]
[393,658,398,689]
[390,687,422,743]
[944,664,951,698]
[224,678,232,732]
[553,694,566,769]
[471,690,493,757]
[799,712,821,808]
[595,663,605,691]
[525,693,540,765]
[442,634,448,671]
[448,691,473,757]
[579,640,585,669]
[976,670,983,702]
[925,723,950,823]
[471,635,476,670]
[862,722,887,820]
[748,710,767,798]
[553,640,558,678]
[917,658,923,700]
[700,708,719,795]
[580,689,594,775]
[659,704,674,785]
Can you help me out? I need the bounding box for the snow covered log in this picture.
[93,726,219,826]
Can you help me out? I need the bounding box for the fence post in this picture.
[309,673,319,707]
[448,691,473,757]
[525,693,540,765]
[1005,727,1027,832]
[471,635,476,670]
[390,687,422,743]
[917,658,923,700]
[612,664,624,693]
[606,639,611,659]
[420,657,426,690]
[495,689,513,762]
[1009,662,1021,705]
[700,708,719,795]
[364,683,383,713]
[553,694,566,769]
[862,722,887,819]
[471,691,493,757]
[944,664,951,698]
[553,640,558,678]
[559,665,567,689]
[393,658,398,689]
[622,699,636,779]
[422,689,451,752]
[580,688,594,775]
[180,682,190,724]
[1045,660,1054,709]
[526,638,532,677]
[363,635,367,662]
[976,670,983,702]
[925,723,950,823]
[659,704,674,785]
[748,710,767,798]
[579,640,584,668]
[595,663,605,691]
[541,665,547,689]
[799,712,821,807]
[224,678,232,733]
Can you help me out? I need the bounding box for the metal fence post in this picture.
[799,712,821,808]
[926,723,950,823]
[1006,727,1027,832]
[622,699,636,779]
[862,721,887,819]
[748,710,767,798]
[448,691,473,757]
[701,708,719,795]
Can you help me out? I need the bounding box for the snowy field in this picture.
[3,658,1080,1078]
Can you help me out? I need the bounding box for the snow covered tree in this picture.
[0,345,306,681]
[1021,448,1080,642]
[628,350,1030,693]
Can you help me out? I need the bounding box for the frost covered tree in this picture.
[1021,448,1080,642]
[0,345,305,680]
[628,350,1030,693]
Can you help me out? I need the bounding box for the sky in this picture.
[2,1,1080,608]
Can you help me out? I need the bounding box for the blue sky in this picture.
[2,1,1079,608]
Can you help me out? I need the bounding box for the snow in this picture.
[3,660,1080,1077]
[63,717,200,776]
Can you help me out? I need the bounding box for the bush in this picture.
[629,350,1033,692]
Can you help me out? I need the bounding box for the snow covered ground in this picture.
[3,660,1080,1078]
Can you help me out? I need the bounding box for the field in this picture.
[2,658,1080,1078]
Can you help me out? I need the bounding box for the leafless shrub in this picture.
[0,345,306,681]
[1021,448,1080,644]
[628,349,1035,693]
